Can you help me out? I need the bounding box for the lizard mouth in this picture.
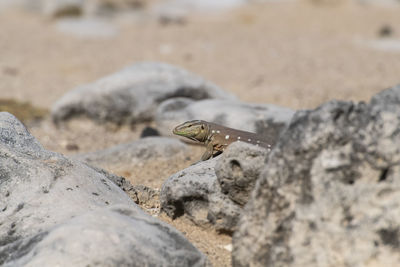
[172,126,184,135]
[172,125,197,136]
[172,126,201,143]
[187,136,201,142]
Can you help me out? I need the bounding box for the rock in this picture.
[155,98,294,140]
[85,164,138,198]
[95,164,160,212]
[0,112,208,266]
[214,142,269,206]
[206,179,243,234]
[209,142,269,233]
[42,0,84,17]
[3,205,208,267]
[93,166,160,209]
[51,62,235,125]
[91,167,160,212]
[233,96,400,266]
[378,24,394,38]
[161,158,218,226]
[129,184,160,209]
[161,142,269,233]
[140,126,160,138]
[55,17,118,38]
[370,83,400,107]
[73,136,189,168]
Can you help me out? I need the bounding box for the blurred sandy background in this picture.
[1,0,400,111]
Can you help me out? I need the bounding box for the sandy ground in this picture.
[2,2,400,109]
[2,1,400,266]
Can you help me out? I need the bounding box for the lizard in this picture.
[173,120,273,161]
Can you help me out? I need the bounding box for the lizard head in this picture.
[173,120,209,142]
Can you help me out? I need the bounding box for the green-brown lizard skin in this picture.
[173,120,273,161]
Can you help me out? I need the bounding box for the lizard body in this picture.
[173,120,273,161]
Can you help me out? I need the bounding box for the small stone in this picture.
[65,143,79,151]
[378,24,393,38]
[140,126,160,138]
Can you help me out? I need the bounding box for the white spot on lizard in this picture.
[225,135,230,140]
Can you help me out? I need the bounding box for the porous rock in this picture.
[233,92,400,266]
[161,158,218,226]
[0,112,208,266]
[208,142,269,233]
[161,142,269,233]
[214,142,269,207]
[371,83,400,106]
[155,98,294,139]
[73,136,189,168]
[51,62,235,125]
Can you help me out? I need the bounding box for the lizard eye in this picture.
[201,125,204,130]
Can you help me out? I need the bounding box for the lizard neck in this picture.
[202,123,212,143]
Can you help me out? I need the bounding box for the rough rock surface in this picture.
[161,158,218,226]
[51,62,235,125]
[73,136,189,167]
[4,205,208,267]
[214,142,269,207]
[93,167,160,210]
[233,90,400,266]
[161,142,269,233]
[155,98,294,139]
[208,142,269,233]
[85,164,156,205]
[371,83,400,106]
[0,112,208,266]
